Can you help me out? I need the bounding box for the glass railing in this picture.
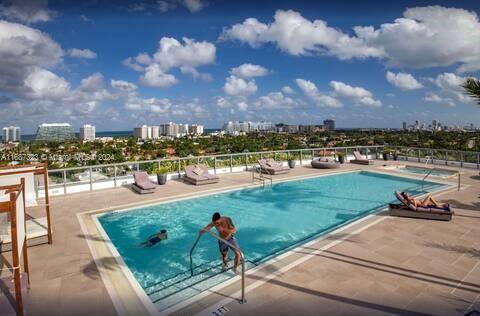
[41,145,479,196]
[392,146,480,169]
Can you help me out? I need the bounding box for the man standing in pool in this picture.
[200,212,241,274]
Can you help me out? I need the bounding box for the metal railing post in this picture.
[178,159,181,178]
[300,150,303,165]
[89,167,93,191]
[214,157,217,174]
[63,169,67,195]
[445,151,448,166]
[230,155,233,173]
[114,165,117,188]
[244,153,248,170]
[458,173,461,191]
[417,149,421,162]
[477,153,479,170]
[460,152,463,168]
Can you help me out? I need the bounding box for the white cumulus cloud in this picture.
[182,0,206,12]
[68,48,97,59]
[230,63,270,78]
[221,6,480,72]
[295,79,342,108]
[254,92,299,109]
[386,71,423,90]
[125,37,215,88]
[139,64,179,88]
[0,20,63,91]
[111,80,138,92]
[220,9,383,59]
[424,92,455,107]
[0,0,54,23]
[23,67,70,99]
[282,86,295,94]
[223,75,257,96]
[330,81,382,107]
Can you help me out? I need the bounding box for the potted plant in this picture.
[382,148,391,161]
[336,152,345,164]
[155,166,169,185]
[288,159,296,169]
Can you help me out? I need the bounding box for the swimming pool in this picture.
[97,171,446,311]
[390,165,458,178]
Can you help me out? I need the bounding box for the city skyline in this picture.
[0,1,480,134]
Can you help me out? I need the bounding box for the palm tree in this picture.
[462,78,480,105]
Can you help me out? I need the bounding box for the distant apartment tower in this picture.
[159,122,179,137]
[323,119,335,131]
[2,126,21,142]
[222,121,273,134]
[151,126,159,139]
[432,120,437,130]
[133,125,148,139]
[402,122,407,130]
[299,125,324,133]
[178,123,189,136]
[133,125,160,140]
[249,121,274,132]
[80,124,96,141]
[35,123,75,142]
[189,124,204,135]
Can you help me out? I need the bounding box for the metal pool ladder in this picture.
[251,166,272,188]
[421,156,435,190]
[189,229,247,304]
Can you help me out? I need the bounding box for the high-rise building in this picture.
[159,122,179,137]
[133,125,161,140]
[2,126,21,142]
[178,123,189,136]
[432,120,437,130]
[133,125,149,139]
[80,124,96,141]
[35,123,75,142]
[323,119,335,131]
[222,121,273,134]
[151,126,160,139]
[189,124,204,135]
[402,122,407,130]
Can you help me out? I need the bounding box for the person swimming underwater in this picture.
[138,229,168,247]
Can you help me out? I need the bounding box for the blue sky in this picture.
[0,0,479,133]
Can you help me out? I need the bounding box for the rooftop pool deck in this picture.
[1,160,479,316]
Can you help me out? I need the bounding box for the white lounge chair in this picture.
[350,151,374,165]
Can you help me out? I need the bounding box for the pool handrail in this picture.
[189,229,247,304]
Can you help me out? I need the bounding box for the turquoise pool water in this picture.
[396,166,457,178]
[98,171,445,308]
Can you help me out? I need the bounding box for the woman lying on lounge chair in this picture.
[400,192,449,209]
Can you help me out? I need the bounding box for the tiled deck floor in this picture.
[0,161,479,315]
